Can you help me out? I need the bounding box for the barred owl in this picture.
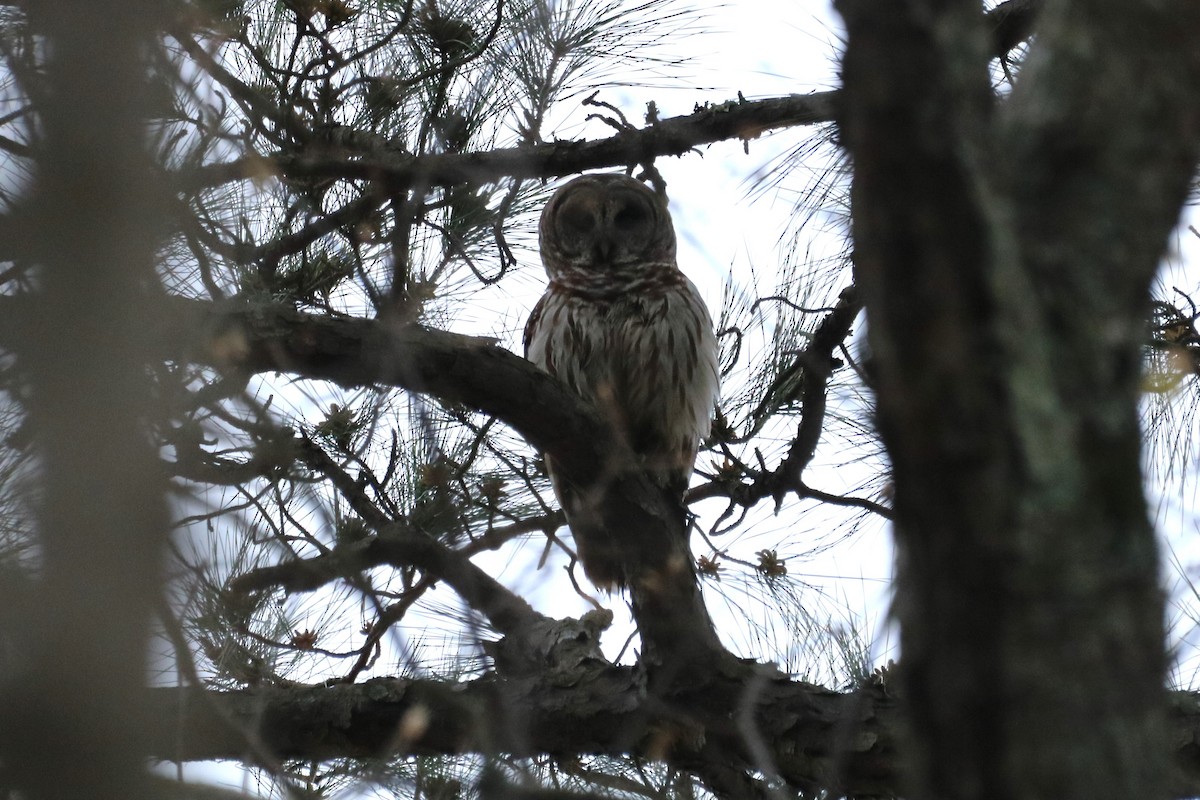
[524,174,720,587]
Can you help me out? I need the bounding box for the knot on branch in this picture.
[483,609,613,680]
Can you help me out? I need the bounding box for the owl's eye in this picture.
[558,201,598,236]
[613,201,650,230]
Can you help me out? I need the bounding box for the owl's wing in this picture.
[523,292,550,360]
[524,290,620,587]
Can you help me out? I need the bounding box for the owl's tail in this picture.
[547,456,727,675]
[548,457,690,591]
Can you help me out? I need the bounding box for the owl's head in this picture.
[538,174,677,278]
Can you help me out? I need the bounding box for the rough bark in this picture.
[147,664,900,797]
[139,674,1200,799]
[838,0,1200,798]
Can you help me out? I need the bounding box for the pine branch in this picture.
[174,92,840,196]
[138,671,1200,799]
[690,285,884,517]
[145,667,900,798]
[227,517,540,637]
[988,0,1041,56]
[168,2,1041,200]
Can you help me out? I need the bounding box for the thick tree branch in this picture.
[143,294,593,458]
[143,674,1200,799]
[147,668,898,797]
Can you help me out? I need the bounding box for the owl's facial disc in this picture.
[554,186,658,264]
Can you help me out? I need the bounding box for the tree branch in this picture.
[142,672,1200,799]
[761,284,863,507]
[146,667,899,798]
[988,0,1041,57]
[227,520,540,637]
[174,92,840,195]
[689,285,880,519]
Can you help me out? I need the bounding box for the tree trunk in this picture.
[838,1,1200,797]
[0,3,169,799]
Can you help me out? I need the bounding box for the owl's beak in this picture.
[592,233,615,263]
